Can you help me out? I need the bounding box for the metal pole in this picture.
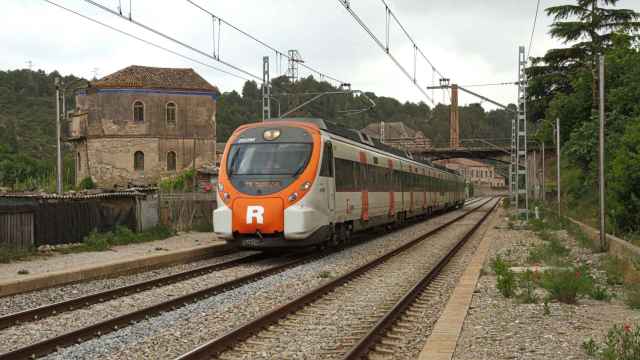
[542,140,545,203]
[262,56,270,121]
[556,117,561,215]
[598,55,607,251]
[55,78,63,195]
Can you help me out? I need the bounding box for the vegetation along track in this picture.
[174,198,497,360]
[0,199,482,360]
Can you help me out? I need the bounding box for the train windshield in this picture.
[226,142,313,195]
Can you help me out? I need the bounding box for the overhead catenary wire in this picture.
[527,0,542,59]
[337,0,436,104]
[185,0,347,86]
[83,0,263,81]
[44,0,253,81]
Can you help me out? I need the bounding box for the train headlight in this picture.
[263,129,281,141]
[288,192,298,202]
[300,181,312,191]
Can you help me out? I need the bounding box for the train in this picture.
[213,118,466,249]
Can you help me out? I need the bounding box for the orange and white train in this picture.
[214,118,466,249]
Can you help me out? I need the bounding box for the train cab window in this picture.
[320,142,334,177]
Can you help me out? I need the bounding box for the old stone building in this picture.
[361,122,432,152]
[67,65,218,188]
[435,158,506,188]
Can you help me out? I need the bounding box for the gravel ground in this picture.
[0,250,257,316]
[41,200,491,360]
[213,200,498,360]
[453,207,640,360]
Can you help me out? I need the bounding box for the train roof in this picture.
[265,117,461,177]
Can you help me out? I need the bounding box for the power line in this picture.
[459,81,518,88]
[185,0,347,86]
[83,0,263,81]
[527,0,541,59]
[44,0,253,81]
[337,0,437,104]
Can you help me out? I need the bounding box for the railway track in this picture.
[0,198,487,360]
[174,198,497,360]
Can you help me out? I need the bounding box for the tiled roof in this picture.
[93,65,218,92]
[437,158,492,168]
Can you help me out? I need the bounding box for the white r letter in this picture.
[246,205,264,224]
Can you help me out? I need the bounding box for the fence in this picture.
[0,193,145,249]
[0,207,35,249]
[159,191,216,231]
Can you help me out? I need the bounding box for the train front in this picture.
[213,121,330,249]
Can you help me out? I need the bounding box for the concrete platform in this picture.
[417,205,500,360]
[0,233,232,297]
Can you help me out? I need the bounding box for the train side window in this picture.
[320,142,334,177]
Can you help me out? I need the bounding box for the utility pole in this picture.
[516,46,529,219]
[55,78,63,195]
[556,117,561,215]
[262,56,270,121]
[541,141,545,202]
[598,55,607,251]
[450,84,459,148]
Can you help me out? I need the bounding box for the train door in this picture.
[319,141,335,221]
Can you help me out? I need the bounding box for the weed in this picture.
[497,269,517,298]
[78,176,95,190]
[590,285,613,302]
[600,255,625,285]
[57,225,176,254]
[318,271,332,279]
[543,297,551,316]
[191,222,213,232]
[597,324,640,360]
[490,255,510,276]
[528,232,570,266]
[582,338,598,357]
[0,246,35,263]
[540,266,593,304]
[625,285,640,309]
[517,270,538,304]
[17,269,29,275]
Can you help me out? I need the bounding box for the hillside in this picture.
[0,69,514,189]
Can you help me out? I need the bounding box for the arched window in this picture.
[134,151,144,171]
[167,151,177,171]
[166,102,176,126]
[77,152,81,172]
[133,101,144,122]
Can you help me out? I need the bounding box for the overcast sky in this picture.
[2,0,640,110]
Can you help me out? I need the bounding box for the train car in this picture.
[213,118,465,249]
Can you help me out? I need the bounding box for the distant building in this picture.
[67,65,218,188]
[360,122,432,152]
[435,158,505,188]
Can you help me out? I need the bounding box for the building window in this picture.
[133,101,144,122]
[166,102,176,126]
[167,151,177,171]
[77,152,81,172]
[134,151,144,171]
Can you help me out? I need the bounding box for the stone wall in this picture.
[71,89,217,188]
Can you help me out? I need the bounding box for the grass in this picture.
[516,269,539,304]
[625,285,640,309]
[57,225,176,254]
[600,255,625,285]
[0,246,37,263]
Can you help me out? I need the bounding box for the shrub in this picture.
[491,254,510,276]
[590,285,613,302]
[497,268,517,298]
[601,255,625,285]
[528,232,570,266]
[517,269,538,304]
[540,266,593,304]
[587,324,640,360]
[78,176,96,190]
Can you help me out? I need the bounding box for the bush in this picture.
[540,266,593,304]
[78,176,96,190]
[159,169,196,192]
[590,285,613,302]
[528,232,570,266]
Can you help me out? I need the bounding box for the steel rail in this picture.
[0,251,324,360]
[342,199,499,359]
[174,198,494,360]
[0,250,260,330]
